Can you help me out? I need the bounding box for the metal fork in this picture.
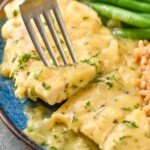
[19,0,77,67]
[0,0,10,11]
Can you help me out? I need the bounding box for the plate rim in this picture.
[0,16,42,150]
[0,108,42,150]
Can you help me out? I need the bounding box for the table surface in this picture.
[0,119,29,150]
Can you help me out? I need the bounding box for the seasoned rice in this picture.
[134,40,150,118]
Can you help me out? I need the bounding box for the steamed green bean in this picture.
[91,0,150,13]
[113,28,150,39]
[88,3,150,28]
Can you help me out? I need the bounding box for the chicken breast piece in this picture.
[104,109,150,150]
[0,0,119,105]
[50,72,142,148]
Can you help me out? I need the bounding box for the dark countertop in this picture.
[0,119,29,150]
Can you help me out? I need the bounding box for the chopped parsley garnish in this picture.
[41,141,48,146]
[81,59,96,67]
[60,38,64,44]
[106,82,113,89]
[119,136,126,142]
[30,53,40,60]
[83,16,89,20]
[30,87,36,96]
[106,74,115,80]
[14,85,18,91]
[64,84,69,93]
[22,54,31,62]
[64,88,67,93]
[72,85,78,89]
[54,135,59,140]
[13,77,16,82]
[33,70,42,80]
[72,116,79,123]
[74,118,79,122]
[43,21,47,25]
[81,53,99,68]
[134,103,140,109]
[50,146,57,150]
[62,130,68,135]
[94,74,123,90]
[18,59,27,69]
[18,53,39,69]
[94,74,116,89]
[122,107,131,112]
[42,82,51,90]
[91,53,99,59]
[119,135,132,143]
[130,67,136,71]
[27,126,33,132]
[15,40,19,44]
[13,10,18,17]
[27,72,30,76]
[85,101,91,109]
[123,120,139,128]
[94,79,105,83]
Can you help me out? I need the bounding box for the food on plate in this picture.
[0,0,119,105]
[1,0,150,150]
[87,2,150,28]
[112,28,150,40]
[88,0,150,13]
[24,104,99,150]
[134,40,150,117]
[80,0,150,39]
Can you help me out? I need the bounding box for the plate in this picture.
[0,16,60,150]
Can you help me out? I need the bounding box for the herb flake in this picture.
[42,82,51,90]
[122,107,131,112]
[119,135,132,143]
[106,82,113,89]
[27,126,33,132]
[83,16,89,20]
[34,70,42,80]
[41,141,48,146]
[85,101,91,109]
[50,146,57,150]
[134,103,140,109]
[123,120,139,128]
[72,85,78,89]
[54,135,59,140]
[13,10,18,17]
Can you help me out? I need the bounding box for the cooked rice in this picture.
[134,40,150,118]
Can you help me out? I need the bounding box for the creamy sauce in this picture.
[23,38,150,150]
[1,0,150,150]
[0,0,119,105]
[24,105,99,150]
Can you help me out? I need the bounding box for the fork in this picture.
[19,0,78,67]
[0,0,10,11]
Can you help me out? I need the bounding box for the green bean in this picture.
[136,0,150,4]
[88,3,150,28]
[140,13,150,19]
[112,28,150,39]
[90,0,150,13]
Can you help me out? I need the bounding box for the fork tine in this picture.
[23,20,50,67]
[34,15,60,67]
[0,0,10,11]
[43,10,69,65]
[53,4,78,64]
